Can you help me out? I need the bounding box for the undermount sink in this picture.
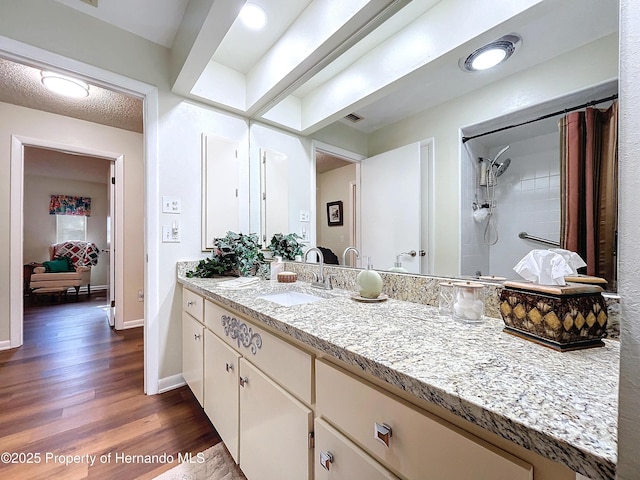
[257,291,325,307]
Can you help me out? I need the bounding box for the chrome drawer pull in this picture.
[319,451,334,471]
[374,422,392,447]
[239,376,249,387]
[187,300,195,307]
[225,362,233,372]
[194,333,201,340]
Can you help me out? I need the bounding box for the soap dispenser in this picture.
[270,256,284,281]
[388,255,408,273]
[356,256,383,299]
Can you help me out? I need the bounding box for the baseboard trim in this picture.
[122,318,144,329]
[158,374,186,393]
[0,340,12,351]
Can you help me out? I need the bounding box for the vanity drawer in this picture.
[182,288,204,322]
[205,300,312,405]
[316,360,532,480]
[315,417,398,480]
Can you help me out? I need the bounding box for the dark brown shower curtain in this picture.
[559,101,618,289]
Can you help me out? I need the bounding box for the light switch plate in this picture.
[162,196,181,214]
[162,225,180,242]
[299,210,310,222]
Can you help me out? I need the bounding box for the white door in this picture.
[261,149,289,246]
[360,143,422,273]
[107,163,116,327]
[202,134,239,249]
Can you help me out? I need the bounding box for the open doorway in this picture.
[23,146,114,322]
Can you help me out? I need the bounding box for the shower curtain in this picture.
[559,101,618,289]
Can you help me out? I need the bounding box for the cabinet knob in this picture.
[187,301,195,307]
[374,422,392,447]
[225,362,234,372]
[319,451,334,471]
[194,333,201,340]
[239,376,249,387]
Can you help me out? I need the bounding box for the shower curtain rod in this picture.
[461,93,618,143]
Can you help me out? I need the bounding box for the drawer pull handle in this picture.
[374,422,392,447]
[319,451,334,471]
[194,333,201,340]
[225,362,234,372]
[187,301,195,307]
[239,376,249,387]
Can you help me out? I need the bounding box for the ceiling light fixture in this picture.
[461,34,521,72]
[239,3,267,30]
[41,71,90,98]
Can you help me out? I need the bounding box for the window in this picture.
[56,215,87,243]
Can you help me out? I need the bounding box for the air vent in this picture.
[344,112,364,123]
[80,0,98,7]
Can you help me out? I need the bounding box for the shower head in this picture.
[492,145,510,165]
[489,145,511,177]
[493,157,511,177]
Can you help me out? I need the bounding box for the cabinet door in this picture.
[204,330,240,462]
[182,312,204,406]
[315,418,399,480]
[239,359,313,480]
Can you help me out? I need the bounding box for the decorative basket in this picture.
[499,281,608,351]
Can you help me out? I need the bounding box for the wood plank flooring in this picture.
[0,293,220,479]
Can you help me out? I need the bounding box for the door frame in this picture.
[2,35,161,395]
[11,137,125,333]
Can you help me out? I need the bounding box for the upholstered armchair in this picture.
[29,241,100,297]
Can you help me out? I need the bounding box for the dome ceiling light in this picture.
[239,3,267,30]
[461,34,521,72]
[41,71,89,98]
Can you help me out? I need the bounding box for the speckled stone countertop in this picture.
[178,268,618,480]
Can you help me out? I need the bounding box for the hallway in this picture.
[0,294,219,479]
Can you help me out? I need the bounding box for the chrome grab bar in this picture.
[518,231,560,247]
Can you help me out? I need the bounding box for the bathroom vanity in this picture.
[178,266,617,480]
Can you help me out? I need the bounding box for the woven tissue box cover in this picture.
[499,281,608,349]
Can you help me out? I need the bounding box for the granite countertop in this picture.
[178,272,618,480]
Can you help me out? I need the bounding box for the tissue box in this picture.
[499,281,608,351]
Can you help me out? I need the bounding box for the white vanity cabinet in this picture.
[204,299,313,480]
[203,329,240,462]
[182,289,205,406]
[316,359,533,480]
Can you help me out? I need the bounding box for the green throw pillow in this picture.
[43,257,74,273]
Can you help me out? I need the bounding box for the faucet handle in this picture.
[324,273,335,289]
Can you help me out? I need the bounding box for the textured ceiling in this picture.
[0,57,143,133]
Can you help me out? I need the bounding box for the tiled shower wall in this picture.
[462,132,560,279]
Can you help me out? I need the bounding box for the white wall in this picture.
[24,174,109,287]
[369,34,618,276]
[616,0,640,477]
[317,163,356,262]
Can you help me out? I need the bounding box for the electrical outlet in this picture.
[137,290,144,302]
[299,210,310,222]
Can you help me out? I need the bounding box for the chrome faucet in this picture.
[342,246,360,267]
[303,247,333,290]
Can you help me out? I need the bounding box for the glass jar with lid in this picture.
[438,282,455,318]
[452,281,485,322]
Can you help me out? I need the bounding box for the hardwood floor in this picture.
[0,293,220,479]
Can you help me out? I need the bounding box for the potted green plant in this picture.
[269,233,303,260]
[187,231,268,278]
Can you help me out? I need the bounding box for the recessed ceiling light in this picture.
[461,34,521,72]
[41,71,89,98]
[239,3,267,30]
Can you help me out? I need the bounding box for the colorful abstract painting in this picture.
[49,195,92,216]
